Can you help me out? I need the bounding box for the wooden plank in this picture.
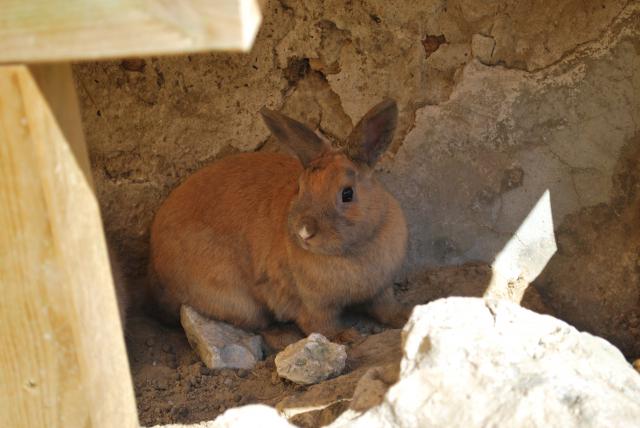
[0,64,138,427]
[0,0,262,64]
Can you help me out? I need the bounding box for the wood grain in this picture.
[0,64,138,427]
[0,0,262,63]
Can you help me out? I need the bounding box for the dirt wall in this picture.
[74,0,640,355]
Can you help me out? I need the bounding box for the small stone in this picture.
[180,305,264,370]
[224,377,233,387]
[162,343,174,353]
[274,333,347,385]
[155,379,168,390]
[271,371,280,385]
[145,337,155,347]
[233,393,242,403]
[633,359,640,373]
[237,368,249,378]
[471,33,496,65]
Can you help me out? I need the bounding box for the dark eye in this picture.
[341,187,354,203]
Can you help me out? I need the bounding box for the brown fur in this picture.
[147,99,409,338]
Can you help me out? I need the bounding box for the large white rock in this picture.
[150,404,294,428]
[332,297,640,428]
[210,405,294,428]
[180,305,263,370]
[275,333,347,385]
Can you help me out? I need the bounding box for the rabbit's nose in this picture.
[298,217,318,240]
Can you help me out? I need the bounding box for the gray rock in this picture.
[332,297,640,428]
[275,333,346,385]
[180,305,263,370]
[276,329,401,419]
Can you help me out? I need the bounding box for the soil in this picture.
[126,262,553,427]
[128,311,397,427]
[127,314,300,426]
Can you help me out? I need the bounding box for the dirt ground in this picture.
[127,314,300,426]
[128,313,400,427]
[126,262,553,427]
[128,308,402,427]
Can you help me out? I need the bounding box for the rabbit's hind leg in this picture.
[187,269,271,331]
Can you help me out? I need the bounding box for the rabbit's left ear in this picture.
[345,99,398,167]
[260,107,328,167]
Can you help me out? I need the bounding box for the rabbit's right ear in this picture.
[345,99,398,168]
[260,107,327,167]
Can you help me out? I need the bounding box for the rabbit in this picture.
[147,99,409,339]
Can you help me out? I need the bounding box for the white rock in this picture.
[331,297,640,428]
[275,333,347,385]
[180,305,263,370]
[148,404,293,428]
[212,405,294,428]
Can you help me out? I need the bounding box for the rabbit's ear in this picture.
[345,99,398,167]
[260,107,327,167]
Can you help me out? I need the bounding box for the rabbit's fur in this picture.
[148,99,409,338]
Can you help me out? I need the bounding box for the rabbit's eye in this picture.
[341,187,354,203]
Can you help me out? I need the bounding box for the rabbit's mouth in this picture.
[294,233,349,256]
[298,238,310,250]
[296,234,317,252]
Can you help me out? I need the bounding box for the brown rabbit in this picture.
[147,99,408,339]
